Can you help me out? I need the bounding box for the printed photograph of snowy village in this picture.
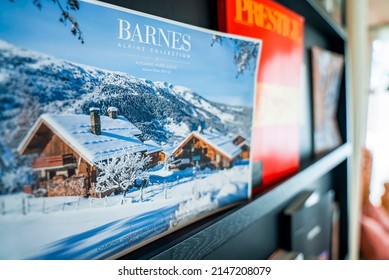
[0,0,261,259]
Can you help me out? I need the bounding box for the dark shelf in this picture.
[277,0,347,41]
[118,143,351,259]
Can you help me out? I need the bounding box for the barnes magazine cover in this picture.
[0,0,261,259]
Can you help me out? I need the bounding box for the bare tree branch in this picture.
[211,35,259,78]
[9,0,84,43]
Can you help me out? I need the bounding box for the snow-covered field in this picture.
[0,164,249,259]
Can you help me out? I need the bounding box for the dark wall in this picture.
[100,0,218,30]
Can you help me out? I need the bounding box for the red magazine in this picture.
[218,0,304,193]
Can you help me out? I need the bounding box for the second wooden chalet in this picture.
[144,139,164,167]
[18,107,162,197]
[232,134,251,160]
[170,129,245,170]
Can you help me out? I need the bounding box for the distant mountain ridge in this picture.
[0,39,253,148]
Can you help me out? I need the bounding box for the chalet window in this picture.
[194,147,202,156]
[48,171,56,179]
[68,168,75,177]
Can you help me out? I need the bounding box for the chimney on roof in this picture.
[90,107,101,135]
[107,107,118,119]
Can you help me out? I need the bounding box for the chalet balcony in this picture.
[32,154,77,170]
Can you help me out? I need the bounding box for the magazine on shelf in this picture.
[315,0,344,26]
[218,0,305,193]
[268,248,304,260]
[280,190,334,259]
[311,46,344,155]
[0,0,261,259]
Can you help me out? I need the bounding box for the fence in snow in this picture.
[0,176,195,216]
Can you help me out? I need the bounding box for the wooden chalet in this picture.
[17,108,161,197]
[238,141,250,160]
[232,135,246,146]
[171,130,243,169]
[232,135,251,160]
[144,139,164,168]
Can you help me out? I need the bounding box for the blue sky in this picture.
[0,0,260,106]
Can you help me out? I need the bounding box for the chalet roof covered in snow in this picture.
[18,113,146,164]
[172,130,242,160]
[144,140,162,154]
[161,144,174,157]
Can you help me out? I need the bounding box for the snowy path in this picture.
[0,164,249,259]
[31,205,177,260]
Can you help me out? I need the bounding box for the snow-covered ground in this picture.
[0,164,249,259]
